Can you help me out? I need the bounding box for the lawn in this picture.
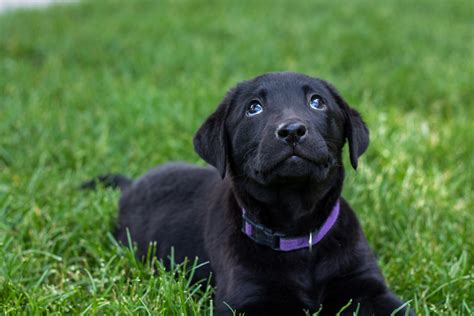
[0,0,472,314]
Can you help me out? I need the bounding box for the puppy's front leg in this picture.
[323,276,413,316]
[215,300,307,316]
[353,292,414,316]
[214,286,307,316]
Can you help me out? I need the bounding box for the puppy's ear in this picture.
[193,88,236,178]
[324,81,369,170]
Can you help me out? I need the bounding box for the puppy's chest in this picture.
[287,258,334,307]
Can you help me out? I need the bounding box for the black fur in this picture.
[85,72,412,315]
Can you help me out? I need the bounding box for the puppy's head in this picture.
[193,72,369,185]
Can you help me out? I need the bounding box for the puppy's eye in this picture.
[309,95,327,111]
[246,101,263,117]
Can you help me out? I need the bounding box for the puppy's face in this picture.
[194,72,369,186]
[226,73,345,184]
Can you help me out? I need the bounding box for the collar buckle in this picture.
[242,212,284,250]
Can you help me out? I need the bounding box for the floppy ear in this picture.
[323,81,369,170]
[193,88,236,178]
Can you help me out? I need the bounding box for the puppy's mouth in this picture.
[278,154,315,167]
[255,150,334,182]
[275,153,332,169]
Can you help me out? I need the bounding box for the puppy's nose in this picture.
[276,121,307,145]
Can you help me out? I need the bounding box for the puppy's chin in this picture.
[253,156,331,185]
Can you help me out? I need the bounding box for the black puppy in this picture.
[85,72,412,315]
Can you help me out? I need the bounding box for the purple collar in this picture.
[242,200,340,252]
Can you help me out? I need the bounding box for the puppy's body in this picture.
[89,73,412,315]
[114,164,402,315]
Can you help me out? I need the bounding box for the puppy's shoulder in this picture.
[332,198,367,247]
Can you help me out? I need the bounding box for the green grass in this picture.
[0,0,473,314]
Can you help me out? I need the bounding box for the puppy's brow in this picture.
[302,84,313,94]
[257,88,267,100]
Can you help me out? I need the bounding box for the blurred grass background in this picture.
[0,0,473,314]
